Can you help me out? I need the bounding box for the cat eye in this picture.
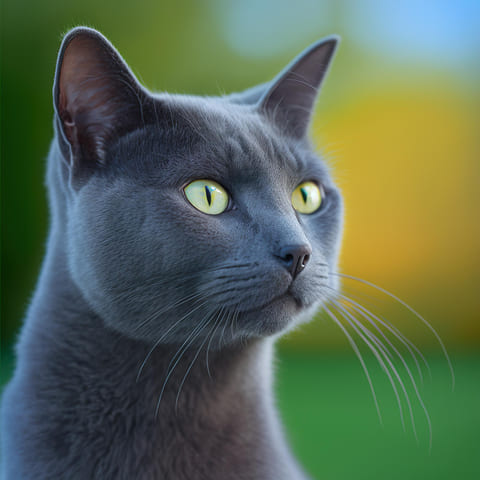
[291,181,323,214]
[184,179,229,215]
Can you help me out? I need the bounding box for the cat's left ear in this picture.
[258,36,339,138]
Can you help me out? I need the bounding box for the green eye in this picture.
[184,179,229,215]
[292,181,323,214]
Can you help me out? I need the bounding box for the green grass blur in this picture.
[276,351,480,479]
[1,0,479,477]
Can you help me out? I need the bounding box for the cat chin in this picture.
[235,293,312,337]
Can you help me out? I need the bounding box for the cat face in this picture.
[54,28,342,347]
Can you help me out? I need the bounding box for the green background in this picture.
[1,0,479,478]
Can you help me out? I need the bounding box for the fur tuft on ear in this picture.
[53,27,153,169]
[258,36,339,139]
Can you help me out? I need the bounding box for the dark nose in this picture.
[276,244,312,279]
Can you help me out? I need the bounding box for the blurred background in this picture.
[1,0,479,478]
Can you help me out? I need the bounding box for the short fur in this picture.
[1,28,342,479]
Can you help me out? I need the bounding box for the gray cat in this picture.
[1,27,342,479]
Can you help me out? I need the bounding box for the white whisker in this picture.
[175,310,222,410]
[334,290,427,385]
[205,307,227,378]
[136,297,211,382]
[323,304,383,424]
[326,302,406,431]
[340,286,432,382]
[154,311,214,418]
[331,272,454,390]
[333,294,433,450]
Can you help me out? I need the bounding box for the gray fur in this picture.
[1,27,342,479]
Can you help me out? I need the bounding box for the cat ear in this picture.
[53,27,152,169]
[258,36,339,138]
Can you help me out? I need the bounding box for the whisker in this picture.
[154,311,214,418]
[230,306,237,339]
[164,311,213,380]
[326,302,407,431]
[338,297,433,451]
[331,299,419,443]
[323,304,383,424]
[231,308,241,345]
[110,261,256,302]
[133,290,206,335]
[379,316,432,381]
[340,287,432,381]
[205,307,227,378]
[334,290,430,385]
[218,308,233,349]
[136,297,211,382]
[175,310,222,411]
[331,272,454,390]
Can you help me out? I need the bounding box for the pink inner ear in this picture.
[56,32,145,163]
[59,37,116,157]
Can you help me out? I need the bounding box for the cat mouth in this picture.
[240,287,302,313]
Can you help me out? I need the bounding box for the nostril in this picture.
[301,254,310,268]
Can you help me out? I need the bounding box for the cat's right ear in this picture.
[53,27,153,176]
[257,37,339,139]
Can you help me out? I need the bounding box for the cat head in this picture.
[52,27,343,347]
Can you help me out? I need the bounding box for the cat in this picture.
[0,27,343,479]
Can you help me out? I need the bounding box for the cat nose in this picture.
[276,244,312,279]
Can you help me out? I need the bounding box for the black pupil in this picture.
[300,187,308,203]
[205,185,212,205]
